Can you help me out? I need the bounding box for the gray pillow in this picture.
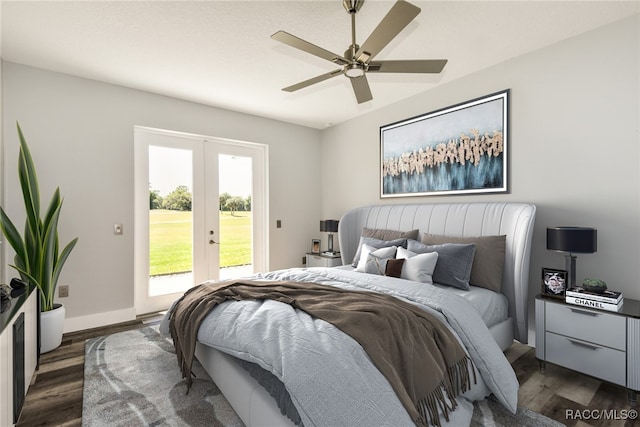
[407,240,476,290]
[351,236,407,267]
[421,234,506,292]
[363,254,390,276]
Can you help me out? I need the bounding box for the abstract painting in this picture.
[381,90,509,197]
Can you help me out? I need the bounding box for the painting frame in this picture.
[311,239,321,254]
[541,267,568,300]
[380,89,509,198]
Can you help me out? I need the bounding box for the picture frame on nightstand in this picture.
[542,268,567,299]
[311,239,321,254]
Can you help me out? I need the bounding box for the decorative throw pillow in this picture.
[356,245,398,272]
[351,236,407,267]
[395,247,439,284]
[421,234,506,292]
[363,253,388,276]
[385,258,405,278]
[406,240,476,290]
[363,254,406,278]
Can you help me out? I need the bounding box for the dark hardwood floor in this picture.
[15,317,638,427]
[16,313,163,427]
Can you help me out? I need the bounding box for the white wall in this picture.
[1,63,322,330]
[320,15,640,343]
[1,15,638,338]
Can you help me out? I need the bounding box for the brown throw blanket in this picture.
[169,279,475,427]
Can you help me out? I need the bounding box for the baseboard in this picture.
[63,307,137,333]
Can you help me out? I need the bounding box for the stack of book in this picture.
[565,287,624,312]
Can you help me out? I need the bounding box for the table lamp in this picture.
[546,226,597,287]
[319,220,339,255]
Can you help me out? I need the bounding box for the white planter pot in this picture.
[40,303,65,353]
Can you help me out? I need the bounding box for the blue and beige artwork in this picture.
[381,96,506,197]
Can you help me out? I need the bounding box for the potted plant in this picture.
[0,122,78,353]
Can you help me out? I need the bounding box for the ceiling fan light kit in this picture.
[271,0,448,104]
[345,63,365,78]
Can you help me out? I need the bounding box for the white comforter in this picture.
[162,267,518,426]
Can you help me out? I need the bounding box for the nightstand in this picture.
[535,294,640,404]
[306,253,342,268]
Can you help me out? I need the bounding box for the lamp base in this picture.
[327,233,334,254]
[565,254,577,287]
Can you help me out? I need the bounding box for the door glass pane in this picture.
[218,154,253,279]
[148,146,194,296]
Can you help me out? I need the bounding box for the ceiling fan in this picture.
[271,0,447,104]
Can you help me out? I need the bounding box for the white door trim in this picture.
[134,126,268,315]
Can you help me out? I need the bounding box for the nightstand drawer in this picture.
[546,332,626,386]
[546,302,625,350]
[306,254,342,268]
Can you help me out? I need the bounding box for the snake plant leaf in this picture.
[0,207,28,269]
[17,123,41,243]
[43,188,62,261]
[50,238,79,310]
[41,203,62,310]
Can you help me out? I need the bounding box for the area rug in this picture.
[82,326,243,426]
[83,326,565,427]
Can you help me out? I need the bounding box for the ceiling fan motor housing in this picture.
[343,0,364,14]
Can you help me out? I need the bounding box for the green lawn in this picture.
[149,209,251,276]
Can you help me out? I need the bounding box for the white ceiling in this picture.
[1,1,638,129]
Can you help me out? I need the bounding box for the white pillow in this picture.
[356,244,398,272]
[396,247,438,284]
[396,246,415,259]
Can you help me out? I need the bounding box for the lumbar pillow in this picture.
[422,234,506,292]
[363,254,406,278]
[351,236,407,267]
[356,245,398,272]
[395,247,438,284]
[406,240,476,290]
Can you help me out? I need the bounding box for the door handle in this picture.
[209,230,219,245]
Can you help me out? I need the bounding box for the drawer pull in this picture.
[567,338,601,350]
[569,308,601,317]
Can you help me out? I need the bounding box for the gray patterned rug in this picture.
[83,326,564,426]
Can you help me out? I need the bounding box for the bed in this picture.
[162,202,536,427]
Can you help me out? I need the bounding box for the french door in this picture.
[134,127,267,315]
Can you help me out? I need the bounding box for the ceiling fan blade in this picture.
[350,75,373,104]
[368,59,448,73]
[272,31,349,65]
[355,0,420,63]
[282,69,343,92]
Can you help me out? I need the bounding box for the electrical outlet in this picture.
[276,220,282,228]
[59,285,69,298]
[114,224,123,235]
[302,256,306,265]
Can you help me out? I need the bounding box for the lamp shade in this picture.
[546,227,597,253]
[320,220,339,233]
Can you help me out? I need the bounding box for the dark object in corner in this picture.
[9,278,27,298]
[10,278,27,289]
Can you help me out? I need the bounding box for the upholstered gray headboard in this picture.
[337,202,536,344]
